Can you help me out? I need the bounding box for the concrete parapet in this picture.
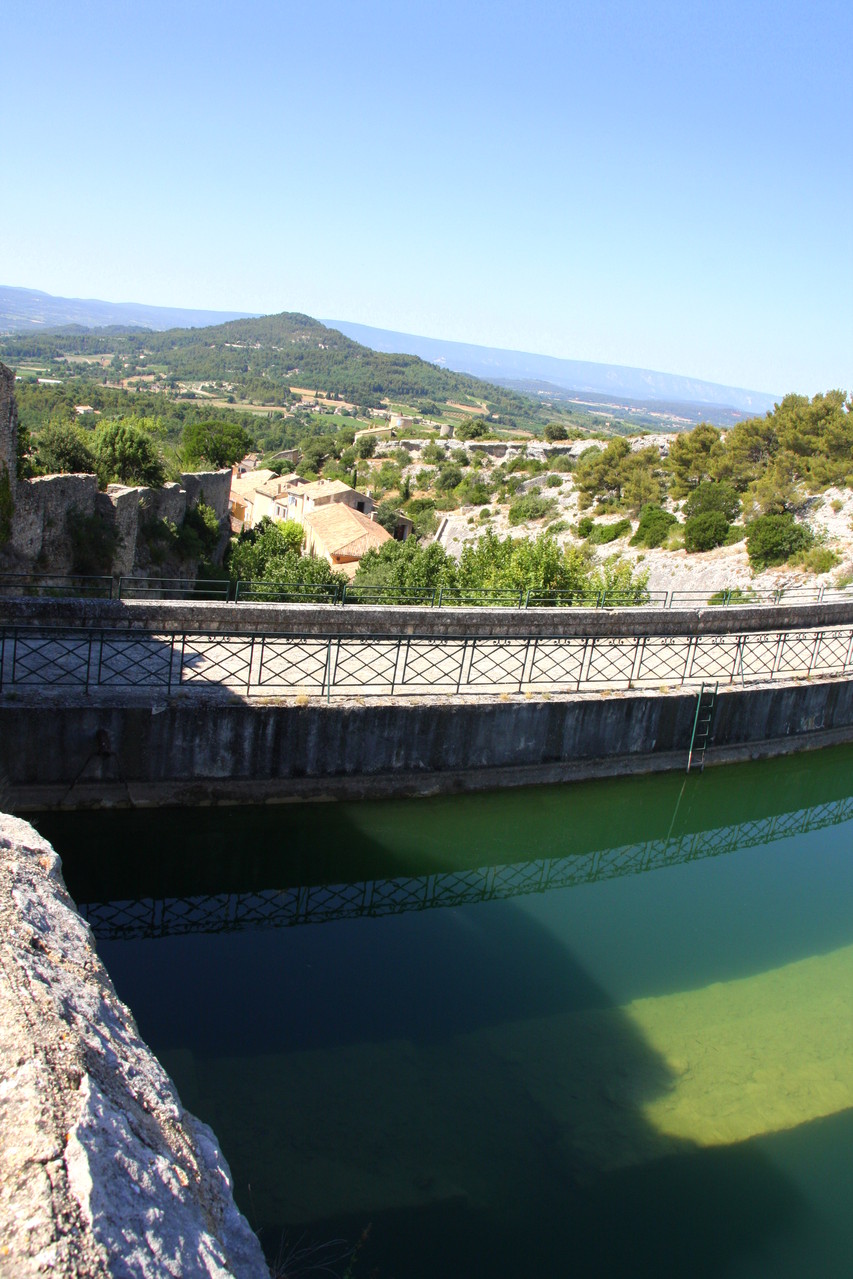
[2,596,853,638]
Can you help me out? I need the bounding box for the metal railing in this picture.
[0,574,114,599]
[116,577,231,601]
[77,793,853,940]
[2,622,852,698]
[1,573,853,610]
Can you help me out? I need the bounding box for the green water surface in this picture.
[41,746,853,1279]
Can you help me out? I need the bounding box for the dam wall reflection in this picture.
[78,794,853,941]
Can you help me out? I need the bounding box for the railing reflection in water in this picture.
[79,795,853,941]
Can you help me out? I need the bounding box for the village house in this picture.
[302,504,393,579]
[271,478,375,525]
[227,468,294,532]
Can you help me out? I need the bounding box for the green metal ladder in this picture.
[687,682,718,773]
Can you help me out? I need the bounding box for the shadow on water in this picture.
[36,746,853,1278]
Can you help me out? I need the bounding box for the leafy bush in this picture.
[420,440,445,464]
[707,587,757,606]
[355,434,377,458]
[789,546,840,575]
[545,474,563,488]
[374,499,404,533]
[549,454,575,472]
[35,422,96,475]
[684,511,730,552]
[683,480,742,523]
[228,517,306,580]
[455,418,488,440]
[182,420,253,469]
[182,501,221,557]
[588,519,632,545]
[436,464,464,491]
[507,494,558,525]
[577,516,631,544]
[506,456,547,475]
[630,504,677,548]
[746,513,812,569]
[544,423,570,442]
[93,421,165,488]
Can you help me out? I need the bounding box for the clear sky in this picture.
[3,0,851,395]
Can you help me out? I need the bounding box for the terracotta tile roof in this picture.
[303,505,392,558]
[229,469,279,502]
[298,479,358,499]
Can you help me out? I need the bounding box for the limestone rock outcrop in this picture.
[0,813,269,1278]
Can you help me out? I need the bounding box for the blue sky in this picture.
[3,0,851,395]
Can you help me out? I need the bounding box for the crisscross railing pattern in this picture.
[2,623,852,696]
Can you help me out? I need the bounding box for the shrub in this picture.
[684,511,730,552]
[790,546,840,575]
[420,441,445,464]
[577,516,631,544]
[507,494,558,525]
[545,474,563,488]
[182,420,253,469]
[93,422,165,488]
[355,434,377,458]
[588,519,631,545]
[436,464,464,491]
[182,501,221,557]
[684,480,742,523]
[544,423,570,442]
[455,418,488,440]
[630,504,677,548]
[549,454,575,472]
[707,587,757,606]
[36,422,96,475]
[746,513,812,569]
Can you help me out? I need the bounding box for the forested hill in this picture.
[0,312,558,427]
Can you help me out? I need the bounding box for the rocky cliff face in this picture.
[0,813,270,1278]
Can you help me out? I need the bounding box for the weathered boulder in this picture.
[0,813,269,1278]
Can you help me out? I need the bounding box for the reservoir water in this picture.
[41,746,853,1279]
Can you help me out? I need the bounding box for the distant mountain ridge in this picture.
[325,319,779,417]
[0,285,256,334]
[0,285,777,417]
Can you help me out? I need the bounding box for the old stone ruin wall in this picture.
[0,361,231,579]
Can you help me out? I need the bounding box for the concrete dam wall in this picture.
[3,677,853,809]
[2,598,853,808]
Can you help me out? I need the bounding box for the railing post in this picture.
[438,585,444,608]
